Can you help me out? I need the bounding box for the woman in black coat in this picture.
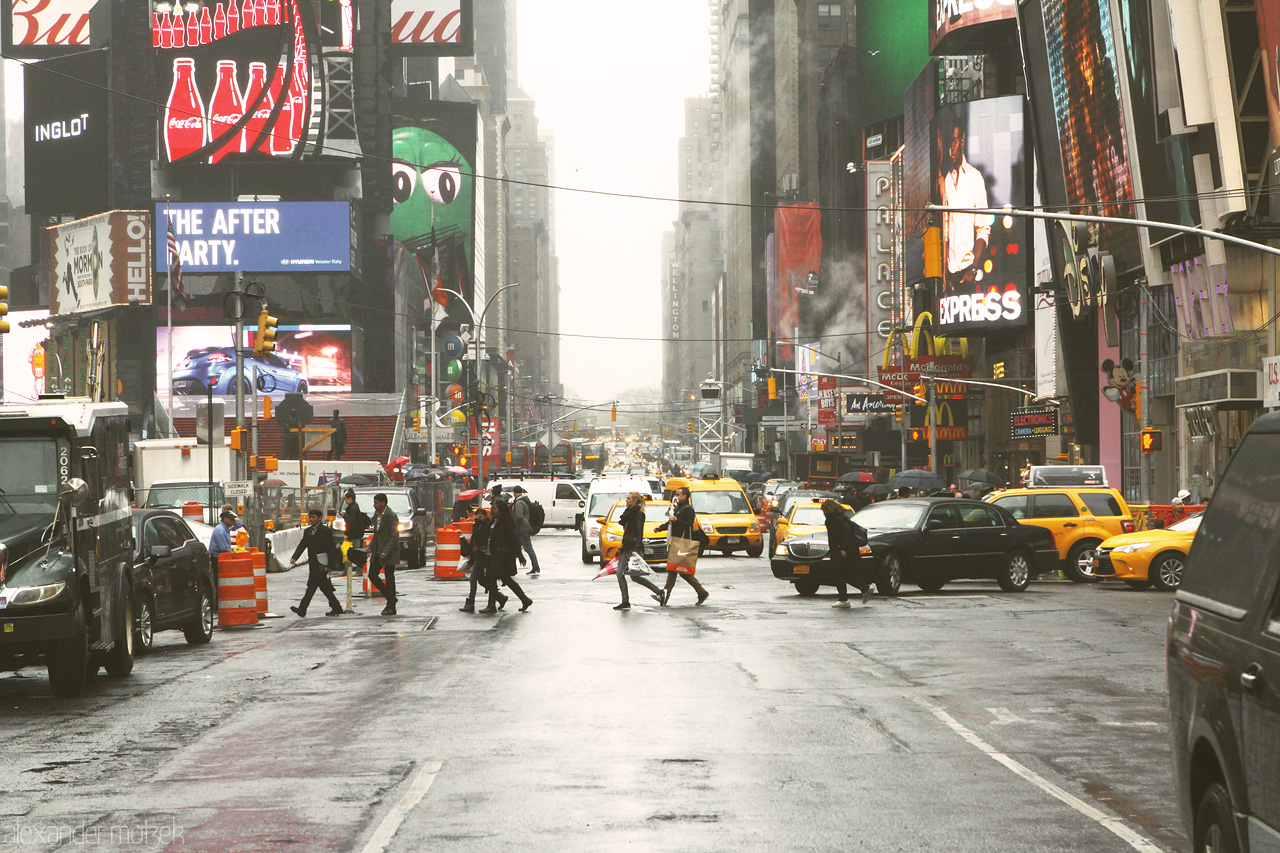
[613,492,667,610]
[655,486,709,605]
[480,499,532,613]
[460,507,498,613]
[822,499,872,607]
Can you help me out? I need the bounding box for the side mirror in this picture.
[149,545,172,558]
[924,518,945,532]
[413,507,426,516]
[61,478,90,506]
[594,516,607,524]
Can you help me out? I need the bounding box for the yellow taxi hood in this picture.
[1099,528,1187,549]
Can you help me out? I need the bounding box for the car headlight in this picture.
[3,582,66,606]
[603,530,620,541]
[774,543,788,556]
[333,517,346,531]
[1109,542,1151,555]
[749,520,760,533]
[699,521,714,533]
[397,521,411,533]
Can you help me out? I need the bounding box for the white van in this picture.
[579,477,664,564]
[484,479,585,530]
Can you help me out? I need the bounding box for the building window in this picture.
[818,3,841,26]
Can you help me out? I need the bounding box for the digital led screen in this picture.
[23,47,108,215]
[152,0,359,165]
[1,310,51,403]
[392,98,477,317]
[157,323,356,396]
[155,202,351,272]
[933,95,1029,334]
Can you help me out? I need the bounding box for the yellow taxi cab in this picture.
[1091,513,1200,591]
[599,499,674,567]
[665,474,763,557]
[986,476,1134,582]
[770,500,829,553]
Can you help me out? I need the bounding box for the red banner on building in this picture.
[774,203,822,344]
[817,376,837,425]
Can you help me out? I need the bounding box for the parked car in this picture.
[580,477,661,563]
[985,486,1135,582]
[1168,413,1280,853]
[1092,513,1200,590]
[770,498,1057,596]
[130,509,215,651]
[172,346,309,396]
[599,499,674,568]
[664,474,763,557]
[332,487,428,569]
[484,479,586,529]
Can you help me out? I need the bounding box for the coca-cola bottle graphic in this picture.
[172,7,185,47]
[242,61,270,153]
[152,12,160,47]
[158,11,172,48]
[199,6,213,44]
[208,60,247,164]
[186,9,198,45]
[262,0,276,26]
[340,0,353,51]
[164,57,207,163]
[214,3,226,39]
[242,0,255,27]
[288,31,308,148]
[268,60,294,155]
[226,0,239,34]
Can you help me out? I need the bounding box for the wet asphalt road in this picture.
[0,529,1185,852]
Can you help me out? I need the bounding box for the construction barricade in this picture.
[217,552,259,627]
[434,525,464,579]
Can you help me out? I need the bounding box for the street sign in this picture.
[405,430,431,441]
[759,415,789,426]
[224,480,252,498]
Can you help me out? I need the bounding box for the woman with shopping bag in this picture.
[613,492,667,610]
[656,486,710,605]
[479,498,532,614]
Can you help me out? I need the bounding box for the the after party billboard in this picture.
[391,0,472,56]
[155,202,351,272]
[158,324,357,396]
[23,47,108,216]
[3,0,96,57]
[43,211,152,316]
[153,0,360,165]
[933,95,1028,334]
[391,98,477,311]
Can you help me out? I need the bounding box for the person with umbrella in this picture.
[460,505,499,613]
[612,492,667,610]
[822,499,872,607]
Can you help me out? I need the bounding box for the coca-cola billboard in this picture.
[153,0,360,165]
[390,0,472,56]
[24,47,108,216]
[43,211,152,316]
[3,0,97,57]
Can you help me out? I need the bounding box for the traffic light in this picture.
[908,427,927,442]
[767,377,777,400]
[688,420,695,434]
[229,427,245,452]
[611,405,617,422]
[912,382,927,405]
[923,226,943,279]
[894,405,904,424]
[255,307,278,356]
[412,411,421,431]
[0,285,8,333]
[262,396,272,419]
[1140,428,1164,454]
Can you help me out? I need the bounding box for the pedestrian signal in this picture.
[255,308,278,356]
[908,428,927,442]
[1139,428,1163,454]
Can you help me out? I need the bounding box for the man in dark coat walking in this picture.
[289,508,345,616]
[369,493,401,615]
[822,499,872,607]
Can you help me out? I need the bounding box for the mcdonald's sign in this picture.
[933,401,968,440]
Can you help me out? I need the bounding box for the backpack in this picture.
[527,499,546,534]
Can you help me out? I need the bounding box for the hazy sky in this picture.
[516,1,711,403]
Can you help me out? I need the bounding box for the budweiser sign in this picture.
[8,0,96,49]
[392,0,463,45]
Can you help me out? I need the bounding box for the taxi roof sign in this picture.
[1026,465,1108,488]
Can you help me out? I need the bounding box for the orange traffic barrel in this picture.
[249,549,272,616]
[182,501,203,518]
[217,552,259,627]
[455,517,474,537]
[434,525,464,578]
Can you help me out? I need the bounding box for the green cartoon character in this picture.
[390,125,474,274]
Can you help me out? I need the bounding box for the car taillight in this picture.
[1122,520,1135,533]
[206,353,232,364]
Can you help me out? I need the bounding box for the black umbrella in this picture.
[862,483,891,497]
[839,471,877,484]
[339,473,376,485]
[886,469,946,493]
[958,469,1004,488]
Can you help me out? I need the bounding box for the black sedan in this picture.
[131,509,216,650]
[770,498,1058,596]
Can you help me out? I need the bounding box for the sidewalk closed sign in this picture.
[1010,408,1059,439]
[224,481,252,499]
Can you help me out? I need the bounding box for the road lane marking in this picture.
[360,760,443,853]
[909,695,1164,853]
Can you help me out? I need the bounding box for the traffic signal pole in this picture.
[928,378,938,476]
[233,271,246,481]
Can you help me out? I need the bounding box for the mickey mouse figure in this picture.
[1101,358,1137,412]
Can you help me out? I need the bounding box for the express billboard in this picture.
[23,47,108,215]
[933,95,1028,334]
[152,0,360,166]
[390,0,473,56]
[157,323,357,396]
[43,211,151,315]
[155,202,351,272]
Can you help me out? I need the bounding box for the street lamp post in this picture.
[437,283,520,484]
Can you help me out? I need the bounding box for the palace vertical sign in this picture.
[865,161,897,378]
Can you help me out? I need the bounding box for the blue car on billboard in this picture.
[172,347,308,396]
